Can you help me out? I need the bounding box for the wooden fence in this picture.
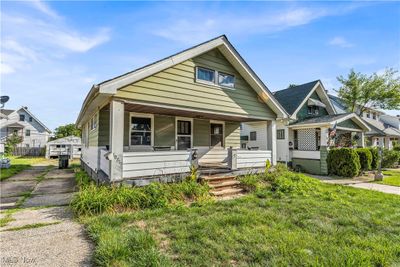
[12,147,46,157]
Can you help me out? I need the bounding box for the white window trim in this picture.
[89,113,98,132]
[129,112,154,147]
[195,66,235,90]
[175,117,193,150]
[210,120,225,147]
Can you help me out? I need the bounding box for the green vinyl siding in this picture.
[225,122,240,148]
[154,115,175,147]
[98,108,110,146]
[297,91,329,121]
[116,49,276,119]
[338,119,362,130]
[292,158,322,175]
[88,112,99,147]
[193,119,210,147]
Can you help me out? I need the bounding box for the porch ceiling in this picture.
[105,102,267,122]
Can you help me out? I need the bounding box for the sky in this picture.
[1,1,400,130]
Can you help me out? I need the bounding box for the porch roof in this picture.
[288,113,371,131]
[112,100,269,122]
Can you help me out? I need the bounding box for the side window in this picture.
[25,129,31,136]
[277,129,285,140]
[29,117,33,122]
[250,131,257,141]
[19,114,25,121]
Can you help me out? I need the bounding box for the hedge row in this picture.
[327,148,361,177]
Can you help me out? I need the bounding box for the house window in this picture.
[250,131,257,141]
[360,111,364,117]
[90,113,97,131]
[130,116,152,146]
[29,117,33,122]
[78,148,82,151]
[366,112,370,118]
[373,113,377,120]
[56,145,61,148]
[19,114,25,121]
[218,72,235,88]
[25,129,31,136]
[294,130,298,150]
[307,106,319,115]
[241,143,247,149]
[196,67,215,83]
[277,129,285,140]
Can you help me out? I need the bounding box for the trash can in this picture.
[58,155,69,169]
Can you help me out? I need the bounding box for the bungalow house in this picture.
[0,106,51,154]
[76,35,287,184]
[242,80,370,175]
[329,95,400,149]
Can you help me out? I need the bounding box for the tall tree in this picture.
[53,123,81,139]
[336,68,400,115]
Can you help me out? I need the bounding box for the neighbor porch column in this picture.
[109,100,124,182]
[267,120,277,165]
[319,127,330,175]
[359,132,365,148]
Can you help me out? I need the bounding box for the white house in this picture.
[0,107,51,152]
[46,136,82,159]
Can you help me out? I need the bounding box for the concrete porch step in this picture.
[211,187,245,197]
[208,180,240,189]
[200,175,236,182]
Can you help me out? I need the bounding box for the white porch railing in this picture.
[229,149,272,169]
[122,150,192,178]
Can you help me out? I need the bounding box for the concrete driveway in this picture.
[0,163,93,266]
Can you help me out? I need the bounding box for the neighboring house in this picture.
[76,35,287,184]
[329,95,400,149]
[0,107,51,152]
[46,136,82,159]
[242,80,370,175]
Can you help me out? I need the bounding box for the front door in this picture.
[177,119,192,150]
[210,123,223,147]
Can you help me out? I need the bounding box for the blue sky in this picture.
[1,1,399,130]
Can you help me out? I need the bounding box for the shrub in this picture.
[71,171,211,216]
[368,147,379,170]
[381,149,400,168]
[355,148,372,172]
[327,148,360,177]
[264,163,288,182]
[239,174,262,192]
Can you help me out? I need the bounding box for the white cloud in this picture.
[29,0,60,19]
[153,5,360,44]
[1,4,111,75]
[328,36,354,48]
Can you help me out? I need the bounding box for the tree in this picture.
[288,84,298,88]
[53,123,81,140]
[5,133,23,156]
[336,68,400,115]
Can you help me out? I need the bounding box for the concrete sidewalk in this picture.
[0,165,93,266]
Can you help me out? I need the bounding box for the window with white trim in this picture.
[196,67,235,88]
[196,67,215,83]
[277,129,285,140]
[90,113,97,131]
[130,116,152,146]
[218,72,235,88]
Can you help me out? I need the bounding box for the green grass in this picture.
[79,169,400,266]
[0,156,47,181]
[379,169,400,187]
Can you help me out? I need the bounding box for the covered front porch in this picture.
[84,99,276,183]
[287,113,370,175]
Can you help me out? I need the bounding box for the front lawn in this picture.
[379,169,400,187]
[0,156,47,181]
[78,169,400,266]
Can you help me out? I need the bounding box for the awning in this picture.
[308,98,326,108]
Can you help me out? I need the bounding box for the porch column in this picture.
[320,127,330,175]
[359,132,365,148]
[267,120,277,165]
[109,100,124,182]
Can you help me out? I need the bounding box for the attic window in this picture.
[307,106,319,115]
[218,72,235,88]
[29,117,33,122]
[196,67,215,83]
[19,114,25,121]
